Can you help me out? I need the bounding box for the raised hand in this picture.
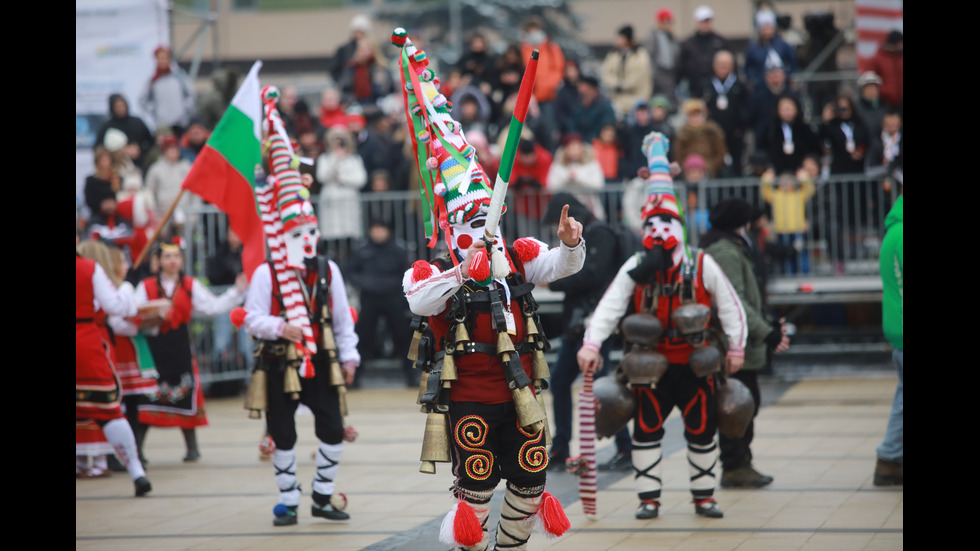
[557,204,583,247]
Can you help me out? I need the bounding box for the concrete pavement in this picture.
[76,372,903,551]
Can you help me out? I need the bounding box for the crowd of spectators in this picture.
[78,4,904,285]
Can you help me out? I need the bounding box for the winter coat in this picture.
[701,231,774,370]
[743,36,798,90]
[600,46,653,118]
[674,121,729,178]
[316,129,368,239]
[879,195,902,349]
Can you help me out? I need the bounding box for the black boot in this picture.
[182,428,201,462]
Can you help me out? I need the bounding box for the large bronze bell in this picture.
[419,411,451,474]
[671,303,711,336]
[620,313,664,349]
[512,386,546,433]
[688,345,722,377]
[716,376,755,438]
[620,350,669,386]
[593,376,636,439]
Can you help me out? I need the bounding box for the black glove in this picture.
[764,327,783,349]
[628,247,670,284]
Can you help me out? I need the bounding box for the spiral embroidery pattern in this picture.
[455,415,493,480]
[517,420,548,472]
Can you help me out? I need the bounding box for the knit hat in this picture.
[618,25,634,43]
[639,132,683,221]
[683,154,706,171]
[694,5,714,22]
[657,8,674,24]
[755,10,776,29]
[391,27,497,249]
[649,94,672,112]
[708,198,753,231]
[857,71,882,88]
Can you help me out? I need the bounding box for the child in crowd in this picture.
[593,123,623,183]
[760,168,815,274]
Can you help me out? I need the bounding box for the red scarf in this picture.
[150,64,172,84]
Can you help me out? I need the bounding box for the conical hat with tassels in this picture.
[390,27,499,249]
[640,132,683,222]
[260,85,318,232]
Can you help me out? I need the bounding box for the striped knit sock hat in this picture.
[639,131,683,222]
[260,85,318,232]
[391,27,498,252]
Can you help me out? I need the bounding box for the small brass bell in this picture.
[244,367,268,419]
[407,330,422,362]
[440,353,458,381]
[525,316,539,337]
[531,349,551,380]
[497,332,517,357]
[454,323,471,347]
[283,365,302,400]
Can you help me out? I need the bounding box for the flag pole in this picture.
[133,188,185,267]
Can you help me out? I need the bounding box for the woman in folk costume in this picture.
[135,238,247,462]
[576,132,748,520]
[75,240,124,479]
[394,28,583,550]
[241,85,359,527]
[76,242,152,496]
[105,245,160,468]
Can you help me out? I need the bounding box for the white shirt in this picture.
[91,263,137,318]
[583,251,748,351]
[134,275,244,336]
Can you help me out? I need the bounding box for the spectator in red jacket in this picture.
[865,31,903,111]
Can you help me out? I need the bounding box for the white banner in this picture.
[76,0,169,210]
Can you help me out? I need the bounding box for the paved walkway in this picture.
[76,374,903,551]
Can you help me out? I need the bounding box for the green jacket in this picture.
[879,195,903,350]
[703,234,773,370]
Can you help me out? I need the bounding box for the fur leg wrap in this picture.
[273,449,301,506]
[632,439,663,500]
[494,483,545,550]
[688,440,718,500]
[313,441,343,498]
[442,486,494,551]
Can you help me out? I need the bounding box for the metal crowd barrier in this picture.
[181,172,898,388]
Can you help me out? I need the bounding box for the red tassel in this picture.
[229,307,247,329]
[513,238,542,263]
[539,492,570,537]
[411,260,433,283]
[454,501,484,547]
[469,249,490,282]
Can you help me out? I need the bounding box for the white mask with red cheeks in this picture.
[642,215,685,252]
[452,213,503,261]
[284,222,320,269]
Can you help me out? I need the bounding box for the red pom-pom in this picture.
[637,167,651,179]
[411,260,434,283]
[349,306,358,324]
[539,492,570,537]
[230,307,247,329]
[469,249,490,282]
[454,501,484,547]
[513,238,542,264]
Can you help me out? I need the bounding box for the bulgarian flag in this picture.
[182,61,266,281]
